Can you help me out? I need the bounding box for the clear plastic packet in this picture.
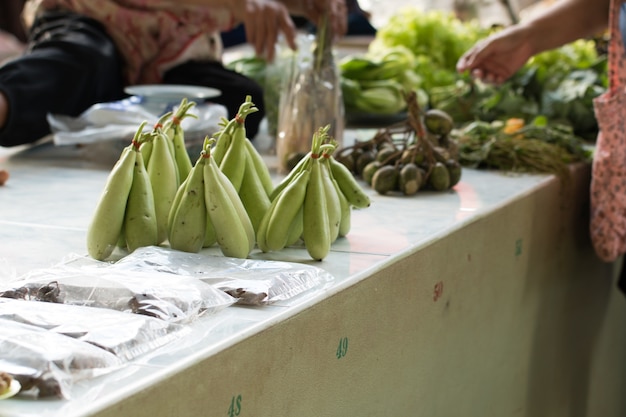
[48,98,227,146]
[0,266,236,323]
[113,246,335,306]
[0,298,190,362]
[0,318,122,399]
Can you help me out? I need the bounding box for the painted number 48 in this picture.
[228,394,242,417]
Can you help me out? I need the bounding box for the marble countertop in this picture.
[0,129,551,416]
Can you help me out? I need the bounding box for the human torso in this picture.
[24,0,236,84]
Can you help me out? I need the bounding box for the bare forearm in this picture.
[520,0,610,56]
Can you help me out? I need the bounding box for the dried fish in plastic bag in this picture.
[113,246,335,306]
[0,318,123,399]
[0,267,236,323]
[0,298,189,362]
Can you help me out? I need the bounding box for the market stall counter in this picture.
[1,130,625,417]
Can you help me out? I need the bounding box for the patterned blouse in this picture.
[23,0,238,84]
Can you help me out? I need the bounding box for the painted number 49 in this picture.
[336,337,349,359]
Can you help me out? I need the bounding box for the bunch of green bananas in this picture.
[257,126,371,261]
[87,123,158,261]
[86,99,198,261]
[168,137,255,259]
[210,96,274,234]
[139,100,197,244]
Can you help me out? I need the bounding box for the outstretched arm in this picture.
[456,0,610,84]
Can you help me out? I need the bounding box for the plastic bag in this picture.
[0,266,236,323]
[0,298,189,362]
[0,318,122,399]
[48,97,227,146]
[113,246,335,306]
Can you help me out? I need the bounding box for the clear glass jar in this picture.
[276,27,344,173]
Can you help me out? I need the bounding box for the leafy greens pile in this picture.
[367,6,607,140]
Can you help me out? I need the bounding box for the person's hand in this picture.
[231,0,347,61]
[284,0,348,39]
[233,0,299,61]
[456,25,534,84]
[305,0,348,40]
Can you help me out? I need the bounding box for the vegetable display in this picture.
[358,7,606,139]
[87,98,371,262]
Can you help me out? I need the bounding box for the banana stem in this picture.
[131,121,149,150]
[171,99,198,125]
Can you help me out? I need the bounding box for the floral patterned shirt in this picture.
[24,0,237,84]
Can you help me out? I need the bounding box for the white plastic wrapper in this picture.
[0,318,123,399]
[0,298,190,362]
[0,266,236,323]
[113,246,335,306]
[47,97,227,146]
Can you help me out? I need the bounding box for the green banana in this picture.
[239,151,271,233]
[302,157,331,261]
[333,176,351,238]
[265,168,311,252]
[320,157,341,243]
[203,210,218,247]
[147,130,179,243]
[218,97,259,191]
[172,129,192,184]
[139,137,154,167]
[211,121,232,166]
[165,99,197,184]
[269,152,312,201]
[198,138,218,248]
[329,156,371,209]
[147,112,174,166]
[167,175,188,235]
[160,114,177,165]
[86,145,136,261]
[219,122,246,192]
[285,206,304,246]
[244,138,274,197]
[204,152,254,259]
[124,149,158,252]
[255,196,275,253]
[117,224,127,249]
[219,156,256,255]
[168,154,207,253]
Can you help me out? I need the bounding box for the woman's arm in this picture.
[518,0,609,56]
[457,0,610,84]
